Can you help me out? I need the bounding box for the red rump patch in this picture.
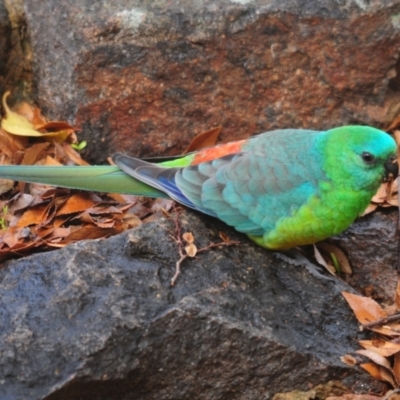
[192,140,246,165]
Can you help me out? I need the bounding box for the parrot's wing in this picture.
[113,150,321,237]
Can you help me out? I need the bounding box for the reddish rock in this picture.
[24,0,400,163]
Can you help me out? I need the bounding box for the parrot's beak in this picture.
[384,155,399,179]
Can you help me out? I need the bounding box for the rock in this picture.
[329,209,398,303]
[0,211,386,400]
[0,0,33,102]
[23,0,400,163]
[0,0,11,79]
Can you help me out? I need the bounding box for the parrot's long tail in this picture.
[0,165,168,197]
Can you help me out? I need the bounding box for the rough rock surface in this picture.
[0,0,11,79]
[330,209,399,303]
[0,211,388,400]
[23,0,400,163]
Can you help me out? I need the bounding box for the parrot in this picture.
[0,125,397,250]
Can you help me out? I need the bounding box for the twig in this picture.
[170,247,187,286]
[169,210,240,286]
[362,313,400,330]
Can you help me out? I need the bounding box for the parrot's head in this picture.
[321,125,398,192]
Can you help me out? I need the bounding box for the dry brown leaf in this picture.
[393,352,400,387]
[151,198,174,213]
[219,231,231,243]
[1,92,68,140]
[387,118,400,132]
[318,243,352,274]
[44,156,63,166]
[0,178,14,195]
[183,232,194,244]
[8,193,35,214]
[14,101,46,125]
[184,126,222,153]
[17,203,51,228]
[56,193,97,216]
[359,339,400,357]
[360,203,378,216]
[35,121,75,132]
[90,218,116,229]
[360,362,397,387]
[21,142,50,165]
[313,244,336,275]
[371,182,391,203]
[2,226,26,247]
[0,128,28,158]
[342,291,387,325]
[0,240,39,262]
[356,349,392,369]
[63,225,119,242]
[52,227,72,239]
[393,129,400,145]
[119,213,142,230]
[185,243,197,257]
[62,142,90,165]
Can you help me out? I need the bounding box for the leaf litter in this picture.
[0,94,176,261]
[341,282,400,392]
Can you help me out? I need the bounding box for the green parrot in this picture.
[0,125,397,250]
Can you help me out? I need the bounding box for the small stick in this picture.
[362,313,400,330]
[169,209,240,286]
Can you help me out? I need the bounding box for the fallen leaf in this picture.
[35,121,75,132]
[56,193,97,216]
[183,232,194,244]
[62,142,90,165]
[1,92,66,139]
[62,225,119,242]
[387,117,400,132]
[360,203,378,216]
[185,243,197,257]
[17,202,51,228]
[360,362,397,387]
[393,352,400,386]
[356,349,392,369]
[359,339,400,357]
[317,243,352,275]
[21,142,50,165]
[184,126,222,153]
[0,178,14,195]
[14,101,46,125]
[0,128,27,158]
[44,156,63,166]
[342,292,387,325]
[118,213,142,230]
[314,244,336,275]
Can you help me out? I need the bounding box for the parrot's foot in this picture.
[275,249,337,283]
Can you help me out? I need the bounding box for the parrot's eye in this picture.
[361,152,375,164]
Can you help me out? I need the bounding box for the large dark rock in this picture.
[23,0,400,163]
[0,211,388,400]
[330,209,399,303]
[0,0,11,78]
